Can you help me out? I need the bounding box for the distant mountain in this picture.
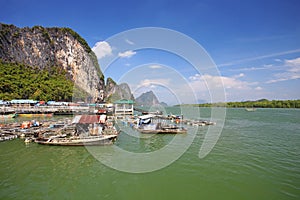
[135,91,168,107]
[159,102,168,107]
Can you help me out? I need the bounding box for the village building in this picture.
[114,99,134,116]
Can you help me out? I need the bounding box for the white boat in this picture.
[35,114,120,146]
[245,107,256,112]
[35,134,117,146]
[138,126,187,134]
[137,114,187,134]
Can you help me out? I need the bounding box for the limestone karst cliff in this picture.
[105,78,134,102]
[135,91,167,107]
[0,23,134,103]
[0,23,104,101]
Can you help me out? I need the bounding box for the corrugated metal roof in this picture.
[78,115,100,124]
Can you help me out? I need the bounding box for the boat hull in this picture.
[0,113,17,119]
[245,108,256,112]
[18,113,53,118]
[35,135,117,146]
[138,128,187,134]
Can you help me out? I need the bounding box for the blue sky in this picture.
[1,0,300,104]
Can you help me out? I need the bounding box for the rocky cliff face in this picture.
[136,91,162,107]
[105,78,134,102]
[0,23,104,101]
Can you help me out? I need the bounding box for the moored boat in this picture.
[0,113,18,119]
[136,114,187,134]
[35,114,119,146]
[18,113,53,118]
[245,107,256,112]
[35,135,117,146]
[138,126,187,134]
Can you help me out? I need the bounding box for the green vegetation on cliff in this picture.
[1,23,104,82]
[0,60,88,101]
[106,93,122,103]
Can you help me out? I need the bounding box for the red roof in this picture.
[78,115,100,124]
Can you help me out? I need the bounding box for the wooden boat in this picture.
[0,113,18,119]
[18,113,53,118]
[136,114,187,134]
[35,134,118,146]
[0,134,18,142]
[138,128,187,134]
[138,125,187,134]
[34,114,120,146]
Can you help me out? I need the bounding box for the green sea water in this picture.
[0,108,299,200]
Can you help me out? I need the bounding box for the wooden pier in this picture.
[0,106,95,115]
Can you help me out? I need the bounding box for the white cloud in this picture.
[135,78,171,89]
[233,73,245,78]
[125,39,134,45]
[219,48,300,67]
[188,73,264,102]
[149,65,162,69]
[189,73,253,90]
[266,78,286,83]
[285,57,300,70]
[230,65,274,72]
[132,78,173,101]
[118,50,136,58]
[266,57,300,83]
[92,41,112,59]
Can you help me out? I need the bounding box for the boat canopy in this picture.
[138,114,155,120]
[138,114,155,125]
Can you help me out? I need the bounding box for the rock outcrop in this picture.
[0,23,104,101]
[135,91,167,107]
[105,77,134,102]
